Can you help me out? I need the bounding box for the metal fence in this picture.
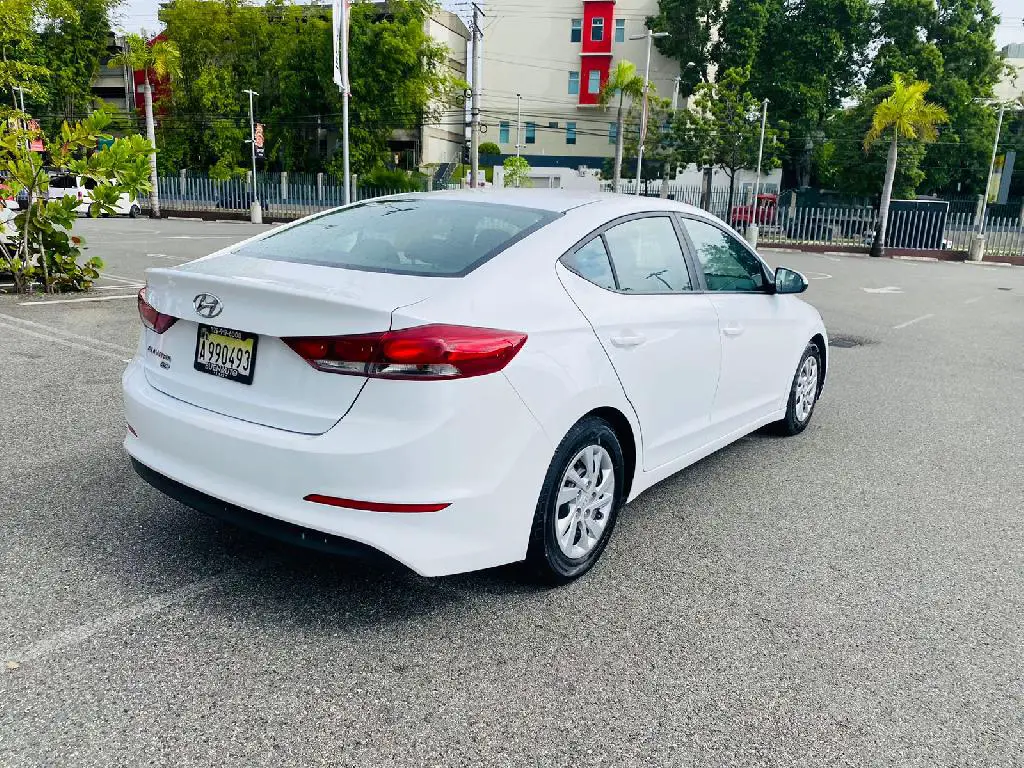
[154,174,419,219]
[153,172,1024,257]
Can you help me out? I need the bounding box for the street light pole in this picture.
[515,93,522,158]
[243,88,261,224]
[630,29,668,196]
[979,103,1005,237]
[747,98,768,248]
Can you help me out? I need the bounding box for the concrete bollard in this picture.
[250,200,262,225]
[968,234,985,262]
[746,223,760,249]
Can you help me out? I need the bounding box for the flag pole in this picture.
[333,0,351,205]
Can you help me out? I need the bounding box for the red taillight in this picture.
[283,324,527,380]
[303,494,449,513]
[137,287,177,334]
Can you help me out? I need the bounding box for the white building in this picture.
[995,43,1024,103]
[480,0,679,169]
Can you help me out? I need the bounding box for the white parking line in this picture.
[5,571,245,664]
[96,284,143,291]
[19,294,138,306]
[0,319,129,361]
[0,312,135,354]
[893,313,935,330]
[100,272,144,285]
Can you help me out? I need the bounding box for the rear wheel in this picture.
[525,416,624,584]
[129,204,140,218]
[774,342,821,436]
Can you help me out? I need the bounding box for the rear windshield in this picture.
[235,198,559,276]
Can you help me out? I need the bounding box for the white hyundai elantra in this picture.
[124,190,827,582]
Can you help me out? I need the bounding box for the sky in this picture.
[112,0,1023,47]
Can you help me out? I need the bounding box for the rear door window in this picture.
[235,199,559,276]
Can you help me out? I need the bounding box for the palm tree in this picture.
[600,61,647,191]
[109,33,181,218]
[864,74,948,257]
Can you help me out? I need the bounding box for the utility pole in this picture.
[469,3,484,189]
[747,98,768,248]
[243,88,261,224]
[515,93,522,158]
[630,30,668,195]
[333,0,351,204]
[671,77,680,111]
[979,103,1005,237]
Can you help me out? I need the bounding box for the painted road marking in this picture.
[99,272,143,284]
[863,286,903,294]
[893,314,935,330]
[0,312,134,355]
[4,571,247,664]
[803,271,833,280]
[0,319,129,361]
[19,294,138,306]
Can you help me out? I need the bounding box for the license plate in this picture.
[194,324,259,385]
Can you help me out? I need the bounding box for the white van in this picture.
[47,174,142,218]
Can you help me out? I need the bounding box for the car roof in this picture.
[413,188,709,216]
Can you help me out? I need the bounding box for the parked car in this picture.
[125,190,827,583]
[47,173,142,217]
[730,193,778,229]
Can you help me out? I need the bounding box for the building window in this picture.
[548,121,559,129]
[615,19,625,42]
[566,122,577,145]
[591,17,604,42]
[608,122,618,144]
[568,71,580,95]
[525,123,536,144]
[570,18,582,43]
[587,69,601,95]
[499,121,510,144]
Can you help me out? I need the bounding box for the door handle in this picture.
[610,333,646,348]
[722,324,744,337]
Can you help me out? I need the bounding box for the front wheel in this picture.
[525,417,625,584]
[129,204,140,218]
[773,342,822,436]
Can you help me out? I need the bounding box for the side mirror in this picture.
[774,267,808,294]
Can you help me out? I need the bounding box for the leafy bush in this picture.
[479,142,501,156]
[502,156,531,187]
[360,167,426,192]
[0,111,152,293]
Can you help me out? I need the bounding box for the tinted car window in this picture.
[603,216,691,293]
[561,237,615,290]
[682,217,768,292]
[50,175,75,189]
[236,199,558,276]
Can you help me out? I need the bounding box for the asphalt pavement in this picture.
[1,217,1022,767]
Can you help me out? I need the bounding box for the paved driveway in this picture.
[1,218,1022,766]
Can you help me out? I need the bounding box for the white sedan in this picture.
[124,190,827,582]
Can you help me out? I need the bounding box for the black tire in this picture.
[129,205,140,218]
[773,342,822,436]
[524,416,625,584]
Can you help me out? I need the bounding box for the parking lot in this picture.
[1,217,1022,766]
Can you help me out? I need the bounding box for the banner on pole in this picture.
[27,120,44,152]
[254,123,265,159]
[332,0,350,91]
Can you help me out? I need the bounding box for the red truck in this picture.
[730,193,777,229]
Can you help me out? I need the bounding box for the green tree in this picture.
[600,60,647,191]
[695,68,783,213]
[109,33,181,218]
[864,74,948,256]
[743,0,874,187]
[814,91,927,199]
[37,0,116,126]
[712,0,769,73]
[0,111,152,292]
[647,0,719,98]
[479,141,501,156]
[868,0,1004,194]
[502,155,530,187]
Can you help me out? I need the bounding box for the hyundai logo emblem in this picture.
[193,293,223,319]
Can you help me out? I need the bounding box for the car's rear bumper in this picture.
[122,358,553,576]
